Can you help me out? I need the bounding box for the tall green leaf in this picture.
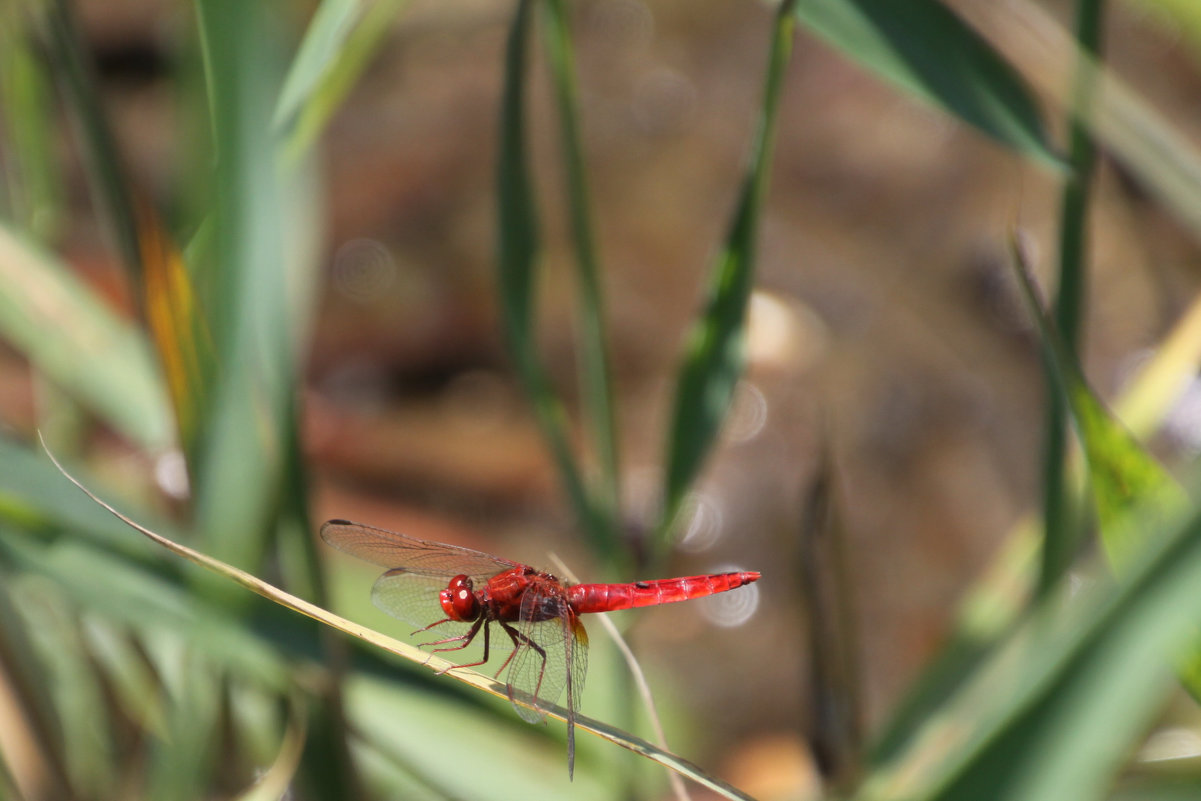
[856,490,1201,801]
[30,0,216,457]
[1037,0,1107,600]
[793,0,1061,169]
[0,226,171,450]
[1009,239,1187,572]
[191,0,316,573]
[1008,238,1201,701]
[540,0,622,556]
[0,5,63,238]
[275,0,413,158]
[953,1,1201,244]
[660,0,794,542]
[496,0,610,558]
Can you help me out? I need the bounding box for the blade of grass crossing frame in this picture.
[234,696,307,801]
[191,0,304,572]
[791,0,1061,170]
[952,1,1201,242]
[1038,0,1107,603]
[146,653,221,801]
[0,562,71,800]
[497,0,610,558]
[13,582,119,797]
[0,225,172,450]
[540,0,622,548]
[1009,239,1186,569]
[873,287,1201,764]
[275,0,369,133]
[1008,237,1201,700]
[35,0,215,456]
[1139,0,1201,53]
[40,0,143,277]
[275,0,413,160]
[857,494,1201,801]
[0,8,64,238]
[660,1,795,542]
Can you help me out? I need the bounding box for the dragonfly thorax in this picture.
[440,574,481,621]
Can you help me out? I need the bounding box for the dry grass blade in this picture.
[41,439,758,801]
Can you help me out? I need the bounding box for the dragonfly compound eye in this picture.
[440,574,480,621]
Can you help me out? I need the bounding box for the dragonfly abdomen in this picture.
[569,571,760,614]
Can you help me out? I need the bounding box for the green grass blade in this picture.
[146,653,221,801]
[26,1,219,457]
[540,0,622,546]
[11,580,119,798]
[660,1,794,542]
[874,285,1201,762]
[496,0,611,559]
[275,0,412,159]
[1008,238,1201,699]
[0,563,71,800]
[1037,0,1108,600]
[2,533,290,689]
[0,436,177,561]
[274,0,365,132]
[857,491,1201,801]
[0,226,172,450]
[191,0,315,571]
[958,1,1201,243]
[82,624,168,737]
[1009,238,1186,569]
[38,0,144,279]
[233,696,307,801]
[0,9,64,238]
[792,0,1062,169]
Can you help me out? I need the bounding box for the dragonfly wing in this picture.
[568,615,588,719]
[370,570,459,631]
[321,519,518,582]
[504,585,588,724]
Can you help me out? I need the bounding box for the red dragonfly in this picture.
[320,519,760,777]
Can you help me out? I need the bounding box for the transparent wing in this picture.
[320,518,519,581]
[370,570,460,632]
[504,583,589,724]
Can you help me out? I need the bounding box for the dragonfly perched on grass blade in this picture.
[320,518,761,777]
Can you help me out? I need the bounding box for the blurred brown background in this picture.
[14,0,1201,792]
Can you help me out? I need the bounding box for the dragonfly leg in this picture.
[411,617,454,636]
[429,618,498,673]
[421,615,484,652]
[488,620,526,678]
[497,621,549,702]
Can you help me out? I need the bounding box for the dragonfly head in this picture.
[440,575,480,621]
